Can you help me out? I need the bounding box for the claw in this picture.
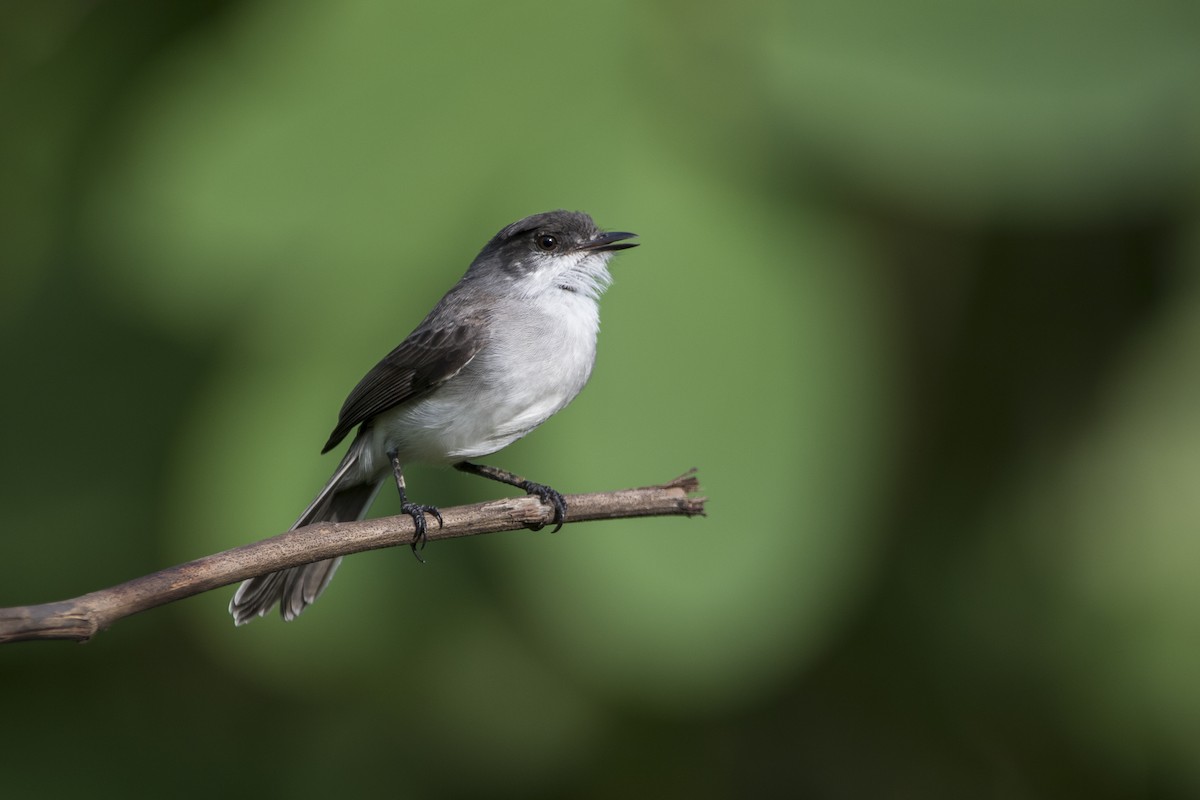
[402,502,443,561]
[520,481,567,533]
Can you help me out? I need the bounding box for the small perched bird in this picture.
[230,210,638,624]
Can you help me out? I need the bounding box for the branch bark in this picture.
[0,471,704,644]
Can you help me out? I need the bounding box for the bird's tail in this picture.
[229,441,383,625]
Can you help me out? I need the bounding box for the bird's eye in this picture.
[537,234,558,252]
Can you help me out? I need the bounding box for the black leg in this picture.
[453,461,567,532]
[388,449,443,559]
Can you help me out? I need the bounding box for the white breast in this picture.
[373,289,601,467]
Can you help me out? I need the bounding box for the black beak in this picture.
[581,230,639,252]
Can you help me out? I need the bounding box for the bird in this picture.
[229,210,638,624]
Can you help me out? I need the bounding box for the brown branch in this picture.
[0,471,705,644]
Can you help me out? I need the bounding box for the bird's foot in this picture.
[519,481,567,532]
[402,502,443,561]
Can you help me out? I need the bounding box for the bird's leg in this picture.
[388,449,443,559]
[453,461,567,532]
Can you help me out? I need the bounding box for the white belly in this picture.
[369,291,600,468]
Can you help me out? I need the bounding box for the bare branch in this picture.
[0,471,705,644]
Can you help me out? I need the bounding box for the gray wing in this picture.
[322,311,489,453]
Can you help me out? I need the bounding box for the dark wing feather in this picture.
[321,312,489,453]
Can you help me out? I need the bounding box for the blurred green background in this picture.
[3,1,1199,797]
